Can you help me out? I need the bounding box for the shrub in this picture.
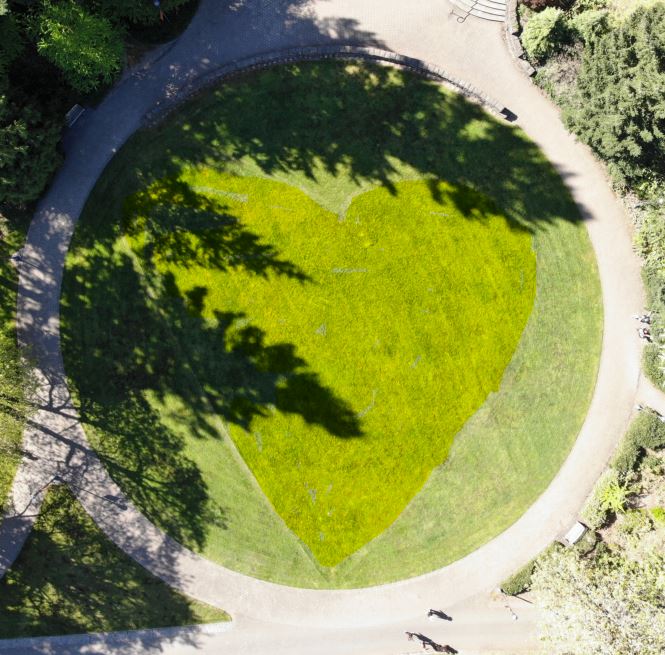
[563,4,665,187]
[581,468,621,529]
[501,560,535,595]
[651,507,665,525]
[0,99,62,206]
[613,410,665,473]
[36,1,124,93]
[570,9,610,44]
[520,0,571,9]
[501,543,563,595]
[522,7,569,62]
[643,344,665,389]
[86,0,194,26]
[573,528,599,556]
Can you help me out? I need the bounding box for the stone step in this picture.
[449,0,507,21]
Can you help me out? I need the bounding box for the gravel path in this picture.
[0,1,655,652]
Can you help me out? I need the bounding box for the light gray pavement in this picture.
[0,0,659,652]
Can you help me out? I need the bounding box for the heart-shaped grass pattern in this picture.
[123,171,536,566]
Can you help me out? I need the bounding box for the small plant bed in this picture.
[61,61,602,586]
[0,485,228,639]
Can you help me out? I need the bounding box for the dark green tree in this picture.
[0,77,62,206]
[86,0,193,26]
[563,4,665,186]
[35,1,124,93]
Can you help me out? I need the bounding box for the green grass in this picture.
[0,208,30,512]
[61,61,602,586]
[0,485,228,638]
[120,172,535,564]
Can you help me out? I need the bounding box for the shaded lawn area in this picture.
[0,207,31,512]
[0,485,228,639]
[61,61,602,586]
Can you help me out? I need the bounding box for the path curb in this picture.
[143,45,507,126]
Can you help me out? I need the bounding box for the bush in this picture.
[570,9,610,44]
[643,344,665,389]
[581,468,621,529]
[501,543,563,595]
[573,528,599,556]
[86,0,194,26]
[36,1,124,93]
[613,410,665,473]
[563,4,665,187]
[651,507,665,525]
[522,7,569,62]
[501,560,535,595]
[0,99,62,206]
[520,0,571,9]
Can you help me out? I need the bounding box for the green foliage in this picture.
[501,561,536,595]
[36,1,123,93]
[581,468,622,528]
[651,507,665,525]
[0,97,62,206]
[563,4,665,187]
[87,0,194,26]
[501,542,563,595]
[570,9,611,43]
[0,485,228,637]
[532,546,665,655]
[643,343,665,389]
[522,8,568,62]
[613,410,665,473]
[573,528,599,555]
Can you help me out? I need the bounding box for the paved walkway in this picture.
[0,0,658,652]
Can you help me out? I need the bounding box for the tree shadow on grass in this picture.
[61,204,361,551]
[147,61,584,231]
[61,58,585,556]
[0,485,225,640]
[125,177,311,281]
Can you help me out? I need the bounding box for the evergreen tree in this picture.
[563,4,665,186]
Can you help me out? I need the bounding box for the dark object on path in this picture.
[441,647,458,654]
[427,608,452,621]
[500,107,518,122]
[409,633,449,652]
[638,327,652,341]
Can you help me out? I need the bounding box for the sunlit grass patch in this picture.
[120,173,535,565]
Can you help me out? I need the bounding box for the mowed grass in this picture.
[0,485,228,638]
[121,172,535,564]
[0,208,30,512]
[61,61,602,586]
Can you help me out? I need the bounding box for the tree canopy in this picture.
[563,4,665,187]
[532,546,665,655]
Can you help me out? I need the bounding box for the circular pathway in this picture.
[0,0,659,652]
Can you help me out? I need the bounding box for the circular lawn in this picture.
[61,61,602,587]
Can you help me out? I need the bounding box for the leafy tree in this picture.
[522,7,568,62]
[569,9,610,44]
[564,4,665,186]
[0,89,62,206]
[36,1,124,93]
[85,0,193,26]
[532,547,665,655]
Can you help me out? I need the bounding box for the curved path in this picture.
[0,0,657,651]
